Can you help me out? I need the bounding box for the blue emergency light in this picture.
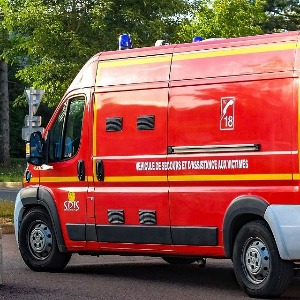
[193,36,203,42]
[119,34,132,50]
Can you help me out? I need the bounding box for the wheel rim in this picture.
[242,237,270,284]
[28,222,53,260]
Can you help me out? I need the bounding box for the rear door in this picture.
[92,53,173,252]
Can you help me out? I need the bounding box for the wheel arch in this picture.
[223,196,269,258]
[19,186,67,252]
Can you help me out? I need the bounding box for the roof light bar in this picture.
[193,36,203,42]
[119,34,133,50]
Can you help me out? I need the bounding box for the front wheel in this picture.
[19,208,71,272]
[232,220,293,298]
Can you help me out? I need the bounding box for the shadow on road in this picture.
[66,259,238,291]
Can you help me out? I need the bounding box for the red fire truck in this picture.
[15,31,300,298]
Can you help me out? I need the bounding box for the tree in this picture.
[95,0,190,50]
[1,0,190,106]
[0,6,10,165]
[176,0,266,42]
[8,64,28,158]
[262,0,300,32]
[0,60,10,166]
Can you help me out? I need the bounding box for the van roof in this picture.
[66,30,300,95]
[98,31,300,61]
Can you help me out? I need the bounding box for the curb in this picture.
[0,182,22,188]
[0,225,14,235]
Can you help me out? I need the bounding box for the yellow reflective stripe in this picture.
[98,54,172,68]
[96,55,172,84]
[97,43,297,71]
[101,174,292,182]
[34,176,94,183]
[104,176,168,182]
[173,42,297,61]
[39,177,79,182]
[293,173,300,180]
[31,173,294,184]
[29,177,39,183]
[169,174,293,182]
[34,175,168,183]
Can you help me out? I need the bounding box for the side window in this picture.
[48,96,85,162]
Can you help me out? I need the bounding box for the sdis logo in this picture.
[64,191,80,212]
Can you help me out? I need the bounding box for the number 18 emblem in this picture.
[220,97,235,130]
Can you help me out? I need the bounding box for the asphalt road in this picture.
[0,188,19,201]
[1,234,300,300]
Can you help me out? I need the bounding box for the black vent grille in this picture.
[139,210,157,225]
[108,210,125,224]
[137,115,155,130]
[106,117,123,132]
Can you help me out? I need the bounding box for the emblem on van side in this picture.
[220,97,235,130]
[64,191,80,212]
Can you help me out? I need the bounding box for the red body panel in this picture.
[24,31,300,257]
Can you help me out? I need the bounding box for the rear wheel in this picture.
[19,208,71,272]
[232,220,293,298]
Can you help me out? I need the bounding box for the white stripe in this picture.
[93,151,297,160]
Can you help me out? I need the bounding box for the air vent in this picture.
[106,117,123,132]
[139,210,157,225]
[108,210,125,224]
[137,115,155,130]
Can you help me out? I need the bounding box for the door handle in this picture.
[77,160,85,181]
[96,160,104,181]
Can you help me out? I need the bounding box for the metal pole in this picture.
[28,87,33,137]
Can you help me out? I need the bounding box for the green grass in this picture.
[0,202,14,233]
[0,158,26,182]
[0,201,14,219]
[0,201,14,232]
[0,201,14,228]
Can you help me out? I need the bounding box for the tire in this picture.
[19,208,71,272]
[232,220,293,298]
[162,257,196,264]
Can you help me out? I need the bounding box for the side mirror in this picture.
[27,131,45,166]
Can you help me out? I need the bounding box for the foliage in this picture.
[1,0,102,106]
[0,158,26,182]
[8,63,27,158]
[0,3,9,57]
[262,0,300,32]
[0,0,299,160]
[1,0,190,106]
[176,0,266,42]
[94,0,189,50]
[0,5,9,164]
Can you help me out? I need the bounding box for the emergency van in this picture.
[15,31,300,298]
